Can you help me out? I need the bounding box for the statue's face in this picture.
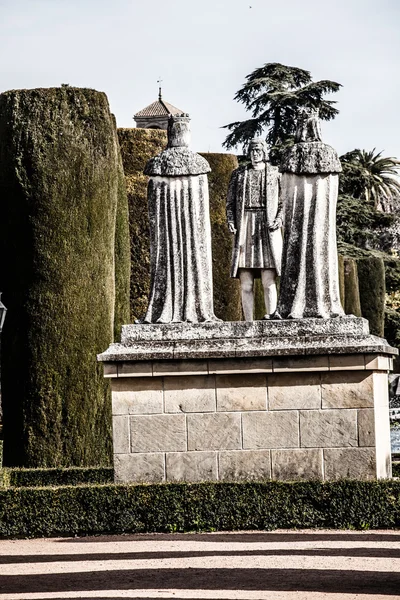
[250,144,265,166]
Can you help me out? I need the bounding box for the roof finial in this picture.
[157,76,163,101]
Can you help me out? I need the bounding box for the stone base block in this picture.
[100,320,395,483]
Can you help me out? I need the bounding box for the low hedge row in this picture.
[0,480,399,539]
[0,467,113,488]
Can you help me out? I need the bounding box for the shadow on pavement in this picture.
[1,567,399,595]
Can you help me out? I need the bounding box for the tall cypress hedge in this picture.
[357,256,386,337]
[0,87,129,467]
[343,257,362,317]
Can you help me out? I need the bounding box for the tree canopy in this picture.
[222,62,341,161]
[340,148,400,209]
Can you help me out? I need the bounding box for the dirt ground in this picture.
[0,529,399,599]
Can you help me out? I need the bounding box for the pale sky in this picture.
[0,0,399,157]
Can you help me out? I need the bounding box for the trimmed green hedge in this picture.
[393,463,400,477]
[0,467,113,488]
[0,480,399,538]
[357,256,386,337]
[343,257,362,317]
[0,87,128,467]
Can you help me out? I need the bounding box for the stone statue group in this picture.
[141,110,344,324]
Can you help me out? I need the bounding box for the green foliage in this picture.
[0,480,399,538]
[384,307,400,348]
[340,149,400,207]
[199,153,242,321]
[342,257,362,317]
[393,462,400,477]
[223,62,341,161]
[357,257,386,337]
[337,194,394,249]
[0,87,125,467]
[0,467,113,488]
[117,128,167,321]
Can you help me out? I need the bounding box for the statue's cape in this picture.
[280,142,342,174]
[144,147,211,176]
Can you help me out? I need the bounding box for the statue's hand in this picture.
[228,221,237,234]
[269,217,282,231]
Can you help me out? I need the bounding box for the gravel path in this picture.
[0,529,400,599]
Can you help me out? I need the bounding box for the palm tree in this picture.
[340,149,400,209]
[222,63,341,162]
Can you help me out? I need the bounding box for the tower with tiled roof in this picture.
[133,88,184,130]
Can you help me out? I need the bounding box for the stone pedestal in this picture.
[98,318,397,483]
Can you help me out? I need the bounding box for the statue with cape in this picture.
[141,114,219,324]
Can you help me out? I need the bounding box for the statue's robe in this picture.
[226,163,283,278]
[143,148,218,323]
[277,141,345,319]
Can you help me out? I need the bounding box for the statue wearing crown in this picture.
[226,138,283,321]
[142,114,218,323]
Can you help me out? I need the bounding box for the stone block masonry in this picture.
[99,319,396,483]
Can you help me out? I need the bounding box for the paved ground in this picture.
[0,530,400,599]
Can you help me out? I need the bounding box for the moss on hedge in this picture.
[117,128,167,320]
[0,480,399,538]
[0,87,126,467]
[199,153,241,321]
[357,256,386,337]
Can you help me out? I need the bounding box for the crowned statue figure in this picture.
[226,137,283,321]
[274,108,345,319]
[141,114,219,323]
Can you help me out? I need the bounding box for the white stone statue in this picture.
[274,108,345,319]
[226,138,283,321]
[141,114,218,323]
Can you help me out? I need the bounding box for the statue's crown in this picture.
[167,113,191,148]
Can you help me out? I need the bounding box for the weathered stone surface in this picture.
[216,374,267,411]
[153,360,208,376]
[164,375,216,413]
[272,356,329,372]
[268,373,321,410]
[112,378,163,415]
[187,413,241,451]
[373,372,392,478]
[144,146,211,177]
[209,358,272,374]
[328,355,365,370]
[166,451,217,482]
[114,453,164,483]
[112,416,129,454]
[358,409,375,447]
[118,361,152,377]
[321,372,374,409]
[243,411,299,449]
[271,449,323,480]
[323,448,376,479]
[364,355,391,370]
[218,450,271,481]
[130,414,186,452]
[99,318,397,363]
[300,410,357,448]
[120,317,369,343]
[104,363,117,378]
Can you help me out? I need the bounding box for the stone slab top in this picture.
[98,318,398,363]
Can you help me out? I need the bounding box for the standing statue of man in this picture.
[226,138,283,321]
